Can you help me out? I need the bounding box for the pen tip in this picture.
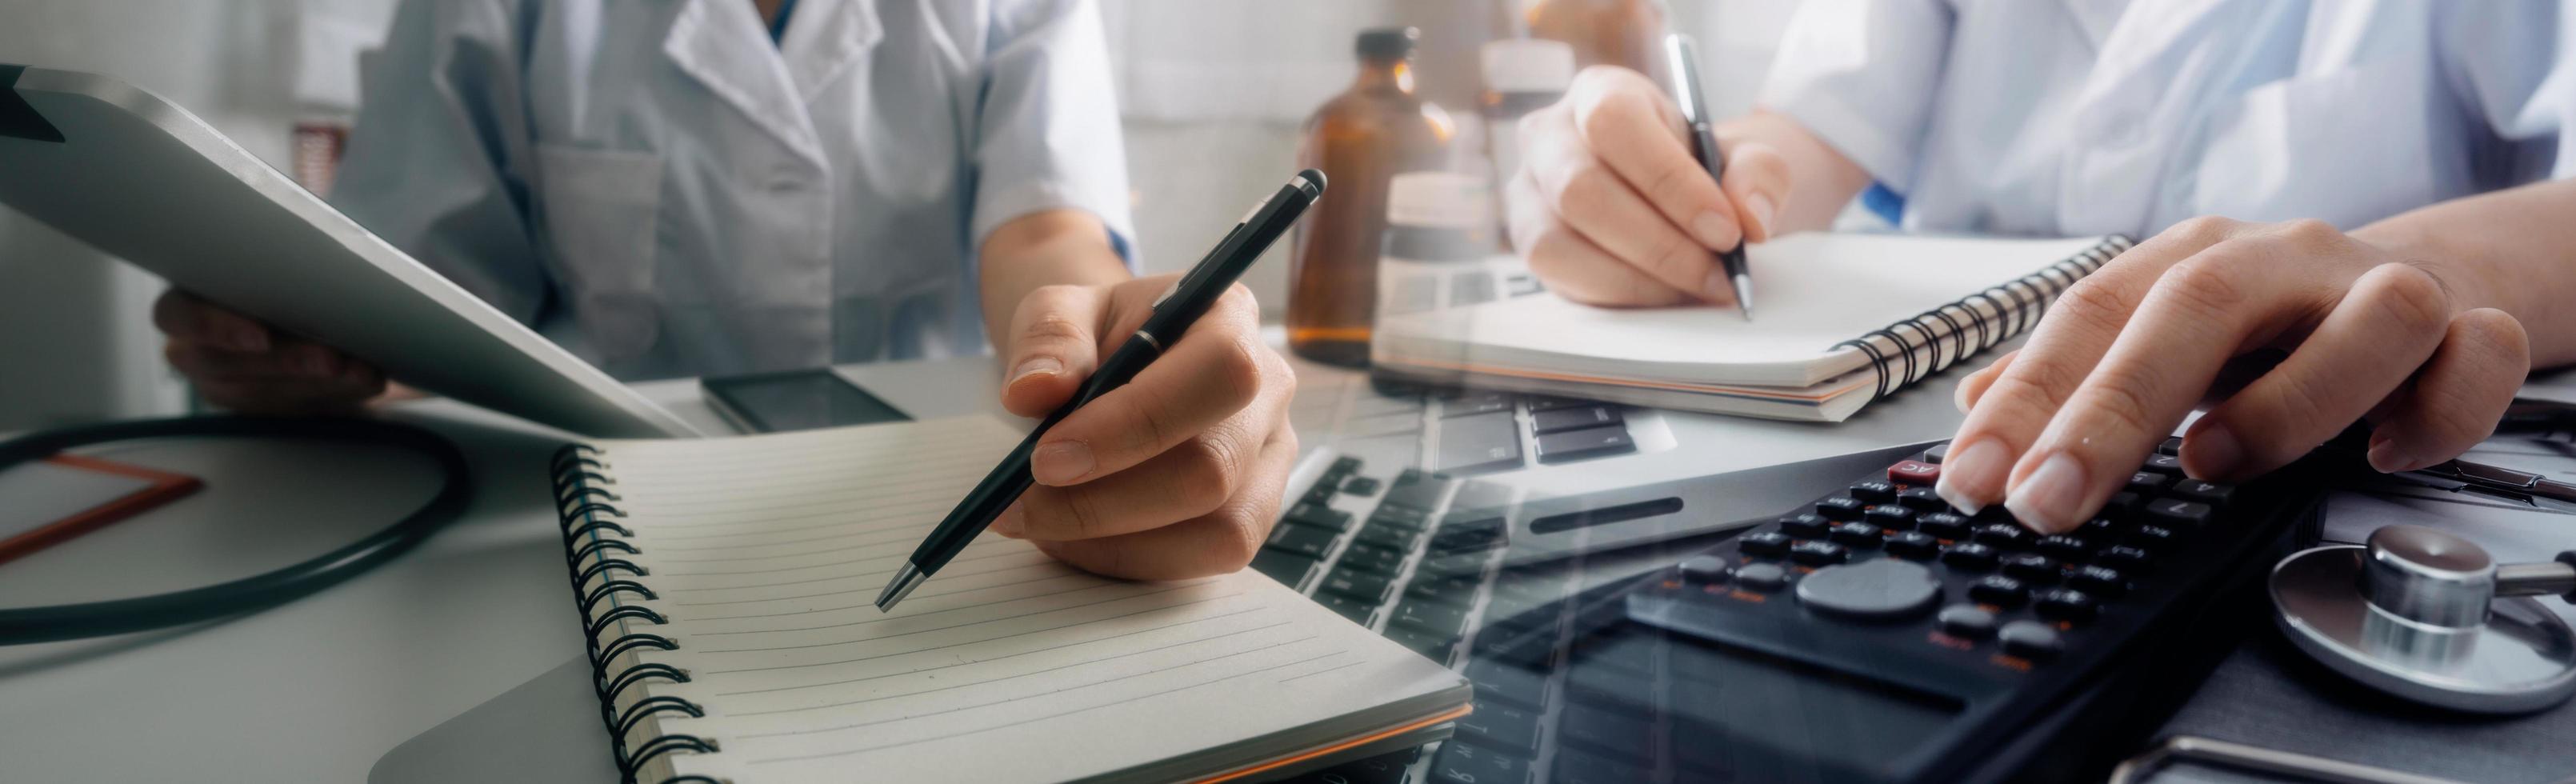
[1730,276,1755,321]
[874,562,926,613]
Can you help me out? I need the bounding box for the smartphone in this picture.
[701,369,910,433]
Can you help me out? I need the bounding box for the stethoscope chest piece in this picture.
[2270,526,2576,714]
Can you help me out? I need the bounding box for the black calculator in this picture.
[1458,436,2337,783]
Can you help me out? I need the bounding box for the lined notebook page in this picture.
[586,417,1465,782]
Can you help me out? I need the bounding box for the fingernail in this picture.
[1692,210,1738,250]
[1934,438,2006,514]
[1031,440,1094,485]
[2004,452,2090,534]
[2184,424,2243,479]
[1010,357,1063,386]
[1954,382,1974,414]
[1742,193,1776,239]
[2366,436,2413,473]
[1702,269,1736,303]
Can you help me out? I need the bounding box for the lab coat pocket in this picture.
[537,143,665,362]
[2192,60,2435,229]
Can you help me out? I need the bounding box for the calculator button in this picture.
[1777,513,1833,538]
[2078,517,2127,542]
[1999,621,2065,660]
[1897,486,1948,511]
[2035,534,2091,562]
[1830,521,1886,548]
[1937,604,1999,639]
[1917,512,1974,539]
[2035,588,2100,623]
[2126,524,2179,551]
[1795,558,1942,621]
[1849,480,1898,503]
[2070,565,2130,598]
[1790,539,1851,566]
[1942,542,2001,571]
[1678,555,1733,584]
[1734,562,1791,591]
[1739,531,1793,558]
[1886,531,1942,560]
[2002,553,2062,584]
[2124,471,2170,495]
[2142,454,2183,474]
[1970,574,2030,606]
[2096,545,2154,574]
[1887,460,1942,486]
[1862,505,1916,531]
[2156,436,2183,455]
[1973,522,2032,550]
[1924,442,1951,463]
[2172,479,2235,504]
[2145,498,2214,528]
[1816,496,1867,521]
[2101,491,2142,519]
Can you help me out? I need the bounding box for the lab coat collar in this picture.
[663,0,828,166]
[775,0,882,101]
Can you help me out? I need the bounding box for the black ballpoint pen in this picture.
[1663,33,1754,320]
[874,170,1327,611]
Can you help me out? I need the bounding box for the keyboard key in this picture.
[2145,498,2214,528]
[1339,475,1381,495]
[1437,411,1523,474]
[1816,496,1867,521]
[2036,534,2091,561]
[1466,660,1550,709]
[1302,484,1338,506]
[1318,570,1395,603]
[1734,562,1791,591]
[1974,522,2032,549]
[1366,505,1429,531]
[1898,486,1948,511]
[1888,459,1942,486]
[1442,391,1516,418]
[2126,523,2179,551]
[1566,661,1654,709]
[2157,436,2183,455]
[1942,542,2000,570]
[1862,505,1917,531]
[1314,593,1378,626]
[1456,701,1541,752]
[1776,513,1832,538]
[1970,574,2030,606]
[1678,554,1733,584]
[1381,469,1446,510]
[1263,522,1338,558]
[1416,552,1488,580]
[1738,531,1793,558]
[1523,395,1594,412]
[1849,480,1899,503]
[1789,539,1850,566]
[1924,442,1952,463]
[1938,604,1999,638]
[1999,620,2064,660]
[1558,704,1656,760]
[1304,751,1410,784]
[1339,542,1407,574]
[1530,405,1622,434]
[1391,599,1471,637]
[2034,587,2099,622]
[1430,517,1509,557]
[2172,479,2235,504]
[1831,521,1886,547]
[1534,424,1638,464]
[1886,530,1942,560]
[2101,490,2142,519]
[1330,456,1363,475]
[2070,565,2130,598]
[2142,454,2183,474]
[1406,575,1479,606]
[1382,625,1458,662]
[1248,549,1318,588]
[2126,471,2170,494]
[1282,501,1354,532]
[2001,553,2062,584]
[1554,747,1655,784]
[1918,512,1974,539]
[1430,742,1530,784]
[2095,545,2154,574]
[1352,522,1419,552]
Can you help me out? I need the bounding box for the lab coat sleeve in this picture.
[330,0,552,325]
[971,0,1139,267]
[1755,0,1954,192]
[2438,1,2576,183]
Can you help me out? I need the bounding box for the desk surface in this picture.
[2,357,2566,782]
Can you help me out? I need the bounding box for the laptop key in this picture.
[1262,522,1338,559]
[1352,522,1419,552]
[1381,469,1447,510]
[1247,549,1318,588]
[1318,569,1395,604]
[1338,475,1381,495]
[1456,700,1541,752]
[1380,625,1458,663]
[1466,659,1550,709]
[1338,542,1406,575]
[1441,391,1516,418]
[1534,424,1637,464]
[1282,500,1354,532]
[1558,703,1656,760]
[1554,747,1654,784]
[1430,742,1530,784]
[1430,517,1508,556]
[1366,504,1430,531]
[1392,599,1471,637]
[1312,592,1378,626]
[1298,751,1410,784]
[1530,405,1622,434]
[1435,410,1522,474]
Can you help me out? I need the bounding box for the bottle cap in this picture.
[1481,38,1577,94]
[1357,27,1420,60]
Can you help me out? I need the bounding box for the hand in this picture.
[1938,217,2530,533]
[1506,65,1790,307]
[988,275,1298,580]
[154,289,386,414]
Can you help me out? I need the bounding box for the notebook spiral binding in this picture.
[551,444,725,784]
[1832,235,2134,401]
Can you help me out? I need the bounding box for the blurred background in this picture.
[0,0,1799,429]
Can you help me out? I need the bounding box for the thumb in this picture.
[1722,142,1792,243]
[999,284,1107,418]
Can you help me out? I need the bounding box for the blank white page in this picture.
[582,417,1465,782]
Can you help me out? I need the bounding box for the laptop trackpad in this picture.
[369,656,619,783]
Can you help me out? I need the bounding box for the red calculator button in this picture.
[1889,460,1941,486]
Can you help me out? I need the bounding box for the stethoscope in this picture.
[2270,401,2576,714]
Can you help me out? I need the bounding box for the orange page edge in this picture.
[1191,702,1475,783]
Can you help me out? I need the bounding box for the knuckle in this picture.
[2171,215,2239,244]
[1177,440,1239,514]
[1555,162,1617,211]
[1214,336,1266,406]
[1985,365,2077,415]
[2359,262,2453,336]
[2157,254,2250,318]
[2075,374,2166,438]
[1636,158,1706,214]
[1637,228,1702,278]
[2046,278,2133,338]
[2276,218,2341,245]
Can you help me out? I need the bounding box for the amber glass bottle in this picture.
[1288,28,1457,367]
[1526,0,1670,84]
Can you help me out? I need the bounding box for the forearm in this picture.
[2352,177,2576,366]
[1718,110,1874,234]
[978,208,1133,342]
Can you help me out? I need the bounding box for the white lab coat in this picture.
[330,0,1135,381]
[1762,0,2576,238]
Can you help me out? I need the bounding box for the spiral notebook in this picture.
[1370,233,2134,422]
[550,417,1471,782]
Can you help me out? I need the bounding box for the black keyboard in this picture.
[1275,436,2335,784]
